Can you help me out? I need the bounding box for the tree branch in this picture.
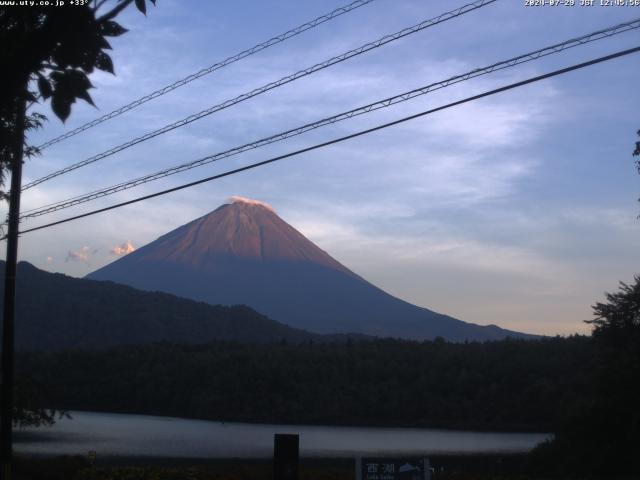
[96,0,135,22]
[94,0,110,12]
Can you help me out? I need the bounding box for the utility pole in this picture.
[1,86,26,480]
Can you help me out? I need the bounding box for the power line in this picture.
[20,18,640,220]
[35,0,377,151]
[14,45,640,238]
[23,0,497,191]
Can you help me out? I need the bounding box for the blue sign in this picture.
[360,458,430,480]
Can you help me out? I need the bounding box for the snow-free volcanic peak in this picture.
[87,198,535,341]
[135,196,356,274]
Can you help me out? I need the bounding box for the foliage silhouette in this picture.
[18,336,592,432]
[532,276,640,477]
[0,0,156,196]
[0,0,155,427]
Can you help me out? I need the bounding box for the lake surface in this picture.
[15,411,550,459]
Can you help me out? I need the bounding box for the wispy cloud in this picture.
[228,196,276,212]
[66,246,96,263]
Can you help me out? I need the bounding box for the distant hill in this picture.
[1,261,325,351]
[88,196,536,341]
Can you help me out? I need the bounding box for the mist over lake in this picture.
[16,411,550,459]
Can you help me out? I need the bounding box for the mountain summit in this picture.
[88,197,533,341]
[141,196,355,276]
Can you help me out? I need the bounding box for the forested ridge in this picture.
[1,261,331,350]
[18,336,591,432]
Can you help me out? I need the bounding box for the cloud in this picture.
[110,240,136,256]
[297,216,570,282]
[66,246,94,263]
[228,196,276,212]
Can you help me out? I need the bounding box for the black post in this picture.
[1,90,26,480]
[273,433,299,480]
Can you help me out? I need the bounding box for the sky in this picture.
[6,0,640,336]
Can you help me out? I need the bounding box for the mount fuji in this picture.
[87,197,533,341]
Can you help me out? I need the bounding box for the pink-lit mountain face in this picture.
[88,197,533,341]
[134,197,357,277]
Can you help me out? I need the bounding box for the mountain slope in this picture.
[2,261,324,351]
[88,197,535,341]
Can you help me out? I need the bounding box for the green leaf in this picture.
[37,77,53,99]
[98,36,113,50]
[135,0,146,15]
[101,20,128,37]
[50,70,94,109]
[95,52,114,74]
[51,95,71,122]
[75,86,95,107]
[79,51,96,73]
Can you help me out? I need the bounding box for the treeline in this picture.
[18,336,592,432]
